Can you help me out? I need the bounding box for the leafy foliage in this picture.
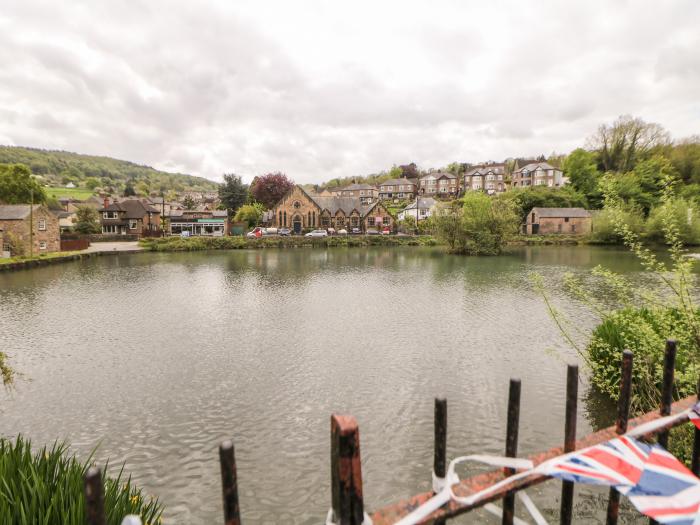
[250,172,294,209]
[496,186,587,222]
[0,436,163,524]
[218,173,248,212]
[0,164,47,204]
[74,205,102,234]
[234,203,265,227]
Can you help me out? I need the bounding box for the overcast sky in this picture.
[1,1,698,184]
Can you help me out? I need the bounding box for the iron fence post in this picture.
[605,349,633,525]
[502,378,521,525]
[331,414,365,525]
[560,364,578,525]
[219,440,241,525]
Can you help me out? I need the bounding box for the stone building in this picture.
[0,204,60,254]
[99,198,161,237]
[419,172,459,197]
[332,183,379,204]
[378,178,417,200]
[464,164,507,194]
[525,207,592,235]
[270,185,395,233]
[511,162,565,188]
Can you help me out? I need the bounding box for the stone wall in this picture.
[0,207,60,254]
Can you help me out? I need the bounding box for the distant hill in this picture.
[0,146,219,198]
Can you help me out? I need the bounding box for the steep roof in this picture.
[0,204,44,220]
[421,172,457,180]
[310,196,374,216]
[101,199,159,218]
[531,207,591,218]
[341,183,377,191]
[517,162,559,173]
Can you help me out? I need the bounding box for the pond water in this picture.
[0,246,661,523]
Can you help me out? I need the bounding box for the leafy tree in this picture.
[563,148,603,208]
[219,173,249,212]
[399,163,420,178]
[250,172,294,209]
[234,203,264,227]
[74,205,101,234]
[123,183,136,197]
[387,165,403,178]
[611,155,677,216]
[497,186,587,222]
[84,177,101,190]
[588,115,671,173]
[0,164,47,204]
[669,137,700,184]
[182,195,196,210]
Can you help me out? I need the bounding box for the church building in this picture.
[271,185,395,234]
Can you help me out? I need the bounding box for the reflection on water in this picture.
[0,246,656,523]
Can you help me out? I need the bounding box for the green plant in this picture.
[0,436,163,524]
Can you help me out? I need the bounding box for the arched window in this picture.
[312,211,316,226]
[307,211,311,225]
[283,211,287,226]
[278,211,282,226]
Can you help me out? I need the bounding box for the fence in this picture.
[82,341,700,524]
[60,238,90,251]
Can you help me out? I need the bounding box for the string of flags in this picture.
[395,402,700,525]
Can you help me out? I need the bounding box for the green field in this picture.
[45,187,96,200]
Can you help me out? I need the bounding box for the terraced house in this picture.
[419,172,459,197]
[511,162,565,188]
[270,185,395,234]
[464,164,507,194]
[332,183,379,205]
[378,178,417,200]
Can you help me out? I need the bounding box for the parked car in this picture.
[351,228,361,235]
[366,228,379,235]
[337,229,348,235]
[327,227,336,235]
[263,227,278,236]
[246,227,264,239]
[381,227,391,235]
[305,229,328,238]
[278,228,291,236]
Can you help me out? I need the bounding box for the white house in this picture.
[398,197,437,221]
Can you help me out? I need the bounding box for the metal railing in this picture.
[83,340,700,524]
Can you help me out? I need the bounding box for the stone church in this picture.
[271,185,395,233]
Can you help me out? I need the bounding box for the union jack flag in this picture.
[625,445,700,524]
[538,435,650,489]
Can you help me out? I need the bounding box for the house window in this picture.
[129,220,138,229]
[367,217,375,226]
[307,211,311,225]
[564,217,570,222]
[336,216,345,227]
[312,211,316,226]
[39,241,47,250]
[103,211,118,219]
[279,211,282,225]
[321,216,330,227]
[283,211,287,226]
[38,219,46,230]
[383,217,391,225]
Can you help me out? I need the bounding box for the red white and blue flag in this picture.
[538,436,650,489]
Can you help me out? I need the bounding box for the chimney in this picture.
[103,197,110,209]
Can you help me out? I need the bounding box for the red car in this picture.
[381,227,391,235]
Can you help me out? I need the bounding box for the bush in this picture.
[645,198,700,245]
[0,436,162,524]
[590,207,644,243]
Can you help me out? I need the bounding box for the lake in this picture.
[0,246,655,523]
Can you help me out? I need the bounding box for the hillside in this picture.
[0,146,219,198]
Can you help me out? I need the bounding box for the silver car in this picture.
[305,229,328,238]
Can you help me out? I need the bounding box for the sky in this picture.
[0,1,698,185]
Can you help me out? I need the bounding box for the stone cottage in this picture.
[525,207,592,235]
[0,204,60,255]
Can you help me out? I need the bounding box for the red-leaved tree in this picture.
[250,172,295,209]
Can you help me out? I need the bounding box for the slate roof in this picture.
[531,207,591,218]
[420,172,457,180]
[465,164,506,177]
[0,205,43,220]
[340,183,377,191]
[310,196,375,216]
[516,162,559,173]
[101,199,159,218]
[379,178,417,187]
[403,197,437,210]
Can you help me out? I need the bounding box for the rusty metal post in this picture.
[605,349,633,525]
[502,378,521,525]
[84,466,105,525]
[693,378,700,476]
[331,414,365,525]
[434,397,447,525]
[219,440,241,525]
[559,364,578,525]
[656,340,677,448]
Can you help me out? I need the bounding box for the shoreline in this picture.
[0,249,144,272]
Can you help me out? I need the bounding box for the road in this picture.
[84,241,143,253]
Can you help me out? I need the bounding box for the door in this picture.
[293,217,302,234]
[532,223,539,234]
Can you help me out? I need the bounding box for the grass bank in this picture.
[0,250,83,267]
[140,235,439,252]
[510,234,589,245]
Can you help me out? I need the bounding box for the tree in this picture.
[588,115,671,173]
[497,186,587,222]
[219,173,249,212]
[74,205,101,234]
[564,148,603,208]
[182,195,196,210]
[669,137,700,184]
[399,163,420,178]
[387,165,403,178]
[250,172,294,209]
[84,177,101,190]
[234,203,264,227]
[0,164,47,204]
[123,183,136,197]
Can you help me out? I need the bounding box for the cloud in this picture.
[0,0,699,184]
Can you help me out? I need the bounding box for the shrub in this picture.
[0,436,162,524]
[645,198,700,245]
[590,206,644,243]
